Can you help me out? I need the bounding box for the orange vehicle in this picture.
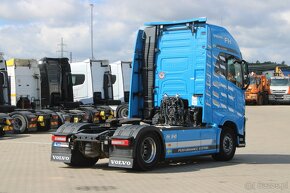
[245,74,270,105]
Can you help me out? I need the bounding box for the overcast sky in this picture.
[0,0,290,64]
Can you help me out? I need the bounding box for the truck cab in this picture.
[70,59,131,118]
[39,58,89,125]
[0,54,15,136]
[269,76,290,104]
[51,18,249,170]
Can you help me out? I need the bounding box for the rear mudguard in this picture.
[51,123,95,163]
[110,125,165,159]
[54,122,95,136]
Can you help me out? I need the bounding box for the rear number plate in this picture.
[52,142,69,148]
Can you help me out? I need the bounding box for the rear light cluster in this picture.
[52,135,67,142]
[52,115,59,120]
[28,117,38,128]
[28,123,37,128]
[288,87,290,94]
[50,121,58,126]
[30,117,38,122]
[4,118,13,125]
[111,139,130,146]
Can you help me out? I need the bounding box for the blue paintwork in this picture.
[162,126,219,158]
[128,30,144,118]
[129,18,246,158]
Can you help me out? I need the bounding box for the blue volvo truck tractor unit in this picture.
[51,18,249,170]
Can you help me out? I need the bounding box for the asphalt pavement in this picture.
[0,106,289,193]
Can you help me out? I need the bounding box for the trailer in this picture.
[51,18,249,170]
[1,55,37,134]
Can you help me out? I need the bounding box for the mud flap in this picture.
[108,157,134,169]
[51,142,72,163]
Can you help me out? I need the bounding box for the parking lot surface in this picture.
[0,106,289,193]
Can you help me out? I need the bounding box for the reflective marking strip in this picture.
[166,139,214,148]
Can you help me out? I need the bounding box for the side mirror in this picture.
[111,74,116,85]
[241,60,250,90]
[0,72,4,85]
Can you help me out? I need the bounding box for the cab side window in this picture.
[227,57,243,88]
[71,74,85,86]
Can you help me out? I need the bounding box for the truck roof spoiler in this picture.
[144,17,207,26]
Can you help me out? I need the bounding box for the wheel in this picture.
[257,95,263,105]
[263,94,269,105]
[116,104,129,118]
[0,129,5,137]
[134,132,161,171]
[65,146,98,167]
[12,114,27,134]
[212,128,236,161]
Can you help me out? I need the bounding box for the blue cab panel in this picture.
[129,17,246,155]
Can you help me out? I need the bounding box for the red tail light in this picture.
[52,115,59,120]
[30,117,37,122]
[288,87,290,94]
[111,139,130,146]
[52,135,67,142]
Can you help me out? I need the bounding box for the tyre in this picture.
[116,104,129,118]
[257,95,263,105]
[263,94,269,105]
[65,147,98,167]
[0,129,5,137]
[12,114,27,134]
[212,128,236,161]
[134,132,161,171]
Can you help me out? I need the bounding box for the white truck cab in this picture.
[269,76,290,104]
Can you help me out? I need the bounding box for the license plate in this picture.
[52,142,69,148]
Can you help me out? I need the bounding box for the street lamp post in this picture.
[90,3,94,60]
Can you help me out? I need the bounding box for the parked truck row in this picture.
[0,54,132,136]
